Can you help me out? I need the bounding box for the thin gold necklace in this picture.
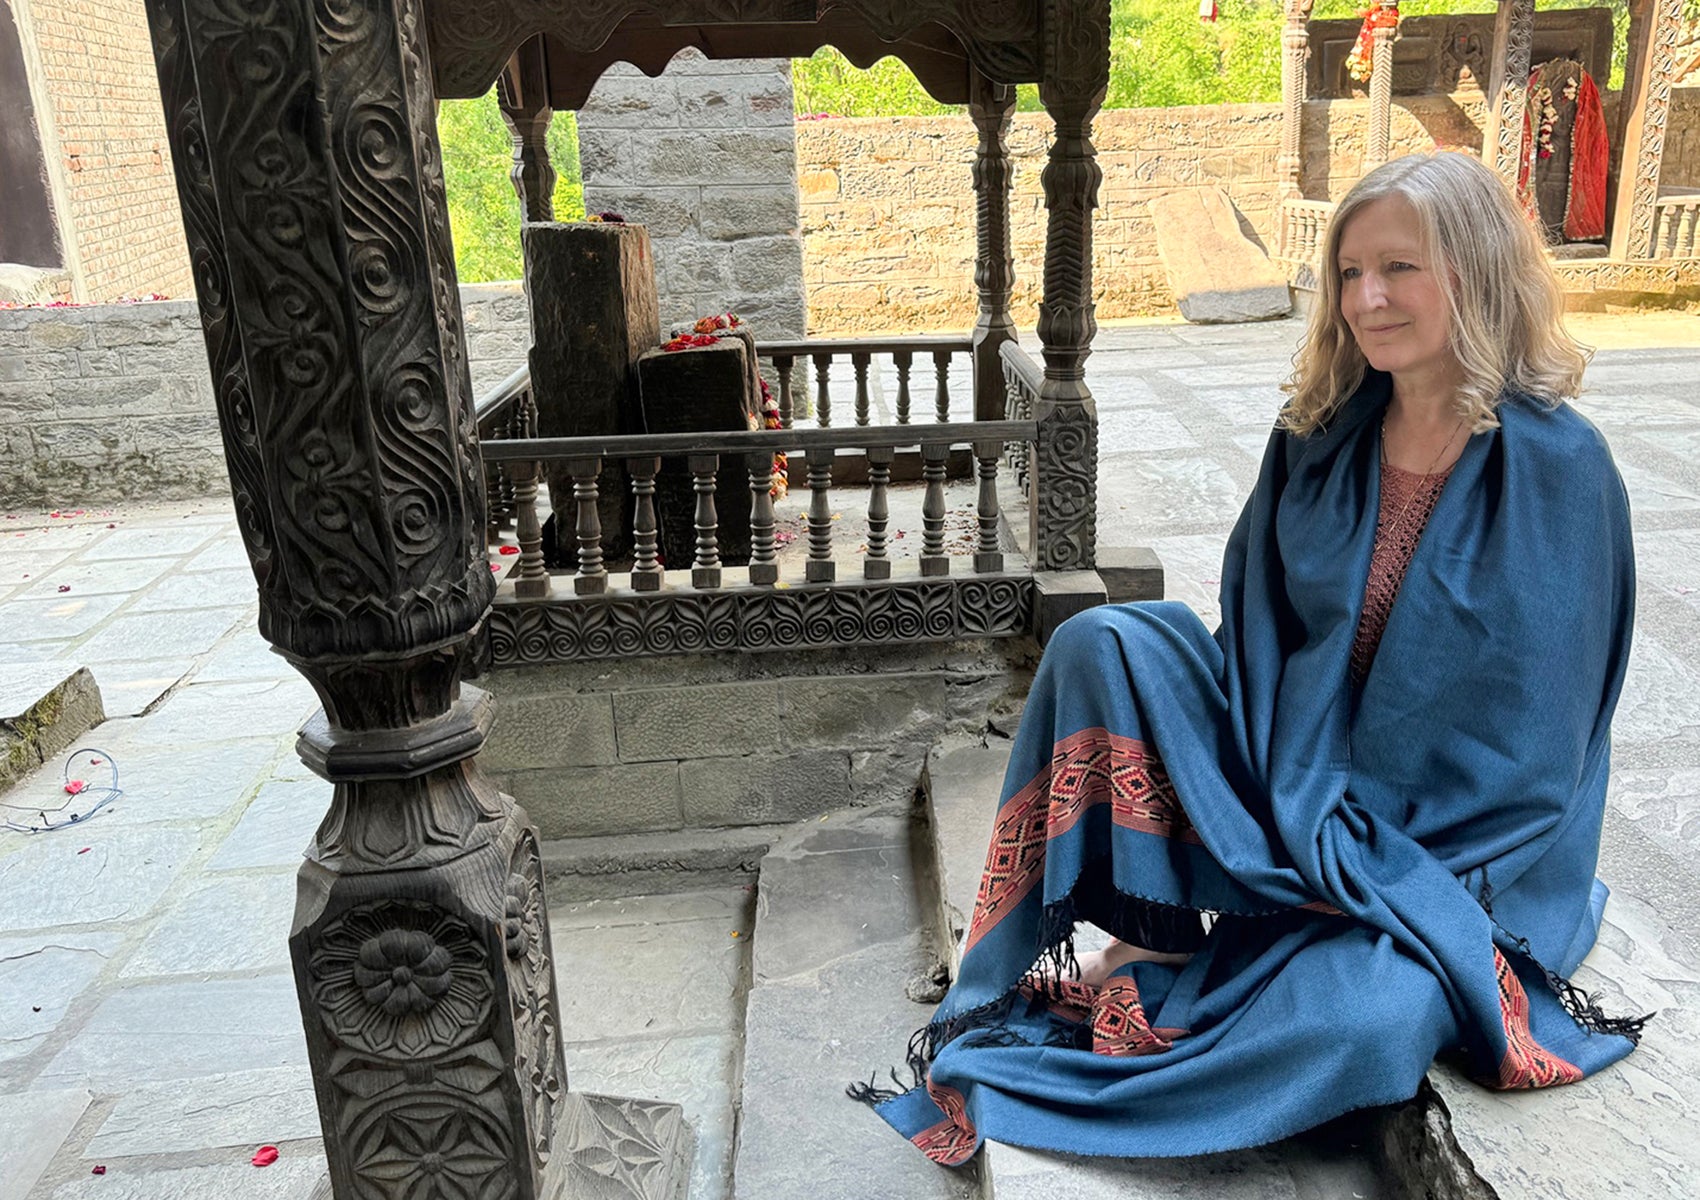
[1377,413,1465,551]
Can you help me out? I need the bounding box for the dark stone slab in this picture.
[637,339,758,569]
[524,221,661,564]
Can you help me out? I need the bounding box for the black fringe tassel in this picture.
[1479,868,1654,1044]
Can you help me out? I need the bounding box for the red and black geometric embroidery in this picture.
[910,1078,978,1166]
[963,728,1198,956]
[1090,976,1175,1057]
[1491,948,1583,1089]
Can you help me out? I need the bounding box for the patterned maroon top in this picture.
[1349,460,1453,685]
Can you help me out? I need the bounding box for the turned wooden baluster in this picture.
[865,445,894,581]
[894,350,914,425]
[774,355,796,428]
[511,459,551,599]
[973,439,1004,574]
[852,352,872,426]
[748,451,778,586]
[933,351,952,423]
[806,449,835,583]
[690,453,722,590]
[567,456,606,596]
[627,456,663,592]
[813,353,833,429]
[920,442,950,577]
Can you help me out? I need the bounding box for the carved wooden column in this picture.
[1365,2,1400,168]
[1482,0,1535,188]
[143,0,570,1195]
[1608,0,1683,261]
[1278,0,1316,197]
[1034,0,1109,572]
[498,37,557,223]
[969,70,1018,422]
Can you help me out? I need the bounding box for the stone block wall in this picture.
[575,50,807,338]
[797,86,1700,334]
[0,284,533,506]
[10,0,192,302]
[479,641,1034,839]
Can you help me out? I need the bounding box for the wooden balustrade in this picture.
[761,336,971,429]
[1653,193,1700,260]
[480,421,1034,598]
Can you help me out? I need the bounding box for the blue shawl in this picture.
[865,377,1644,1164]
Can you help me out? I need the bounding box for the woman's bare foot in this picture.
[1070,939,1193,989]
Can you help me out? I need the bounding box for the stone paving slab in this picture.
[204,777,329,871]
[82,1065,320,1159]
[33,973,308,1090]
[0,826,202,933]
[0,1088,90,1200]
[0,932,123,1067]
[120,871,296,978]
[43,1154,328,1200]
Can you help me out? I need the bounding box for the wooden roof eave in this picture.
[427,1,1046,104]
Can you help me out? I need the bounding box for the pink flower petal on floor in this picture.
[91,1165,106,1175]
[64,780,86,795]
[251,1146,279,1168]
[498,545,519,555]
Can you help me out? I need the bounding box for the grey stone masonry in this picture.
[576,51,806,339]
[0,285,532,507]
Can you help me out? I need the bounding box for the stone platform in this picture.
[1,313,1696,1198]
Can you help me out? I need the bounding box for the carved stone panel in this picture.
[1305,10,1614,98]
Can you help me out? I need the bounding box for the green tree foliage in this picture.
[437,92,585,284]
[792,0,1632,116]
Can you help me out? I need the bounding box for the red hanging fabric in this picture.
[1565,72,1609,241]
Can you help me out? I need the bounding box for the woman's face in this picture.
[1336,195,1458,382]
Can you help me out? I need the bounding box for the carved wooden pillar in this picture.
[143,0,569,1196]
[1278,0,1316,197]
[1365,2,1400,168]
[1608,0,1683,261]
[498,37,556,223]
[1034,0,1109,572]
[1482,0,1535,188]
[969,70,1018,422]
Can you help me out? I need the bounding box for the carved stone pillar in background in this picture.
[142,0,570,1194]
[1609,0,1683,261]
[1278,0,1315,197]
[499,37,558,223]
[969,70,1018,422]
[1365,2,1400,168]
[1483,0,1535,188]
[1035,0,1109,572]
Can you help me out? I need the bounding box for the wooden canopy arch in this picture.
[426,2,1069,104]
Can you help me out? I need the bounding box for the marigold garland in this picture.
[1345,4,1400,85]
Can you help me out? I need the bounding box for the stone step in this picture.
[0,665,104,798]
[732,805,978,1200]
[921,734,1383,1199]
[541,826,770,900]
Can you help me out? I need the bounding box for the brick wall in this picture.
[17,0,192,301]
[576,51,807,338]
[0,284,531,506]
[798,86,1700,335]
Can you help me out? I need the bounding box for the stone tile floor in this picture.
[0,311,1696,1197]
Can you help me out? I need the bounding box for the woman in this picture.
[859,151,1645,1164]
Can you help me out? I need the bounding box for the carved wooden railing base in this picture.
[487,568,1035,665]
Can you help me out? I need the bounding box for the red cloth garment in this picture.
[1565,72,1609,242]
